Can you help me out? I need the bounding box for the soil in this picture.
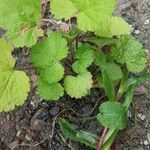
[0,0,150,150]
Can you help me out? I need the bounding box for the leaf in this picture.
[84,36,118,47]
[94,51,107,67]
[72,44,94,73]
[76,131,98,149]
[97,101,128,129]
[0,39,15,70]
[95,17,131,37]
[58,118,78,141]
[51,0,117,32]
[0,0,43,47]
[103,63,123,81]
[39,60,64,84]
[31,32,68,67]
[94,51,123,81]
[112,35,147,73]
[64,71,93,98]
[37,78,64,101]
[102,70,115,101]
[0,39,30,111]
[58,118,98,149]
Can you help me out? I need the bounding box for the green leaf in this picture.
[112,35,147,73]
[0,39,15,70]
[97,101,128,129]
[31,32,68,67]
[72,44,94,73]
[84,36,118,47]
[37,78,64,101]
[39,60,64,84]
[0,0,43,47]
[95,51,123,81]
[103,63,123,81]
[95,17,131,37]
[94,51,107,67]
[51,0,117,32]
[0,39,30,111]
[102,70,115,101]
[58,118,98,149]
[58,118,78,141]
[76,131,98,149]
[64,71,93,98]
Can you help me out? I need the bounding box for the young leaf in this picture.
[97,101,127,129]
[58,118,98,149]
[0,0,43,47]
[51,0,116,32]
[58,118,78,141]
[37,78,64,101]
[31,32,68,101]
[95,17,131,37]
[0,39,30,111]
[72,44,94,73]
[64,71,93,98]
[112,35,148,73]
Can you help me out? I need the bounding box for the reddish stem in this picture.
[97,128,108,150]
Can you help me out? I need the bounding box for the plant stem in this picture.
[97,128,108,150]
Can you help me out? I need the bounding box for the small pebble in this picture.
[144,19,150,25]
[16,130,21,137]
[141,115,146,121]
[25,134,32,141]
[143,140,149,146]
[134,30,141,35]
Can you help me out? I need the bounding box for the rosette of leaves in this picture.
[0,0,43,47]
[50,0,131,37]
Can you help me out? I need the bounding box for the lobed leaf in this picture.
[31,32,68,101]
[95,17,131,37]
[0,39,30,111]
[112,35,148,73]
[0,0,43,47]
[64,71,93,98]
[51,0,116,31]
[37,78,64,101]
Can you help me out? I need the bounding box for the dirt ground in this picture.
[0,0,150,150]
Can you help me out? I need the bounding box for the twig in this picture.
[97,128,108,150]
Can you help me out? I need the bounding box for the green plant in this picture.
[0,0,148,149]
